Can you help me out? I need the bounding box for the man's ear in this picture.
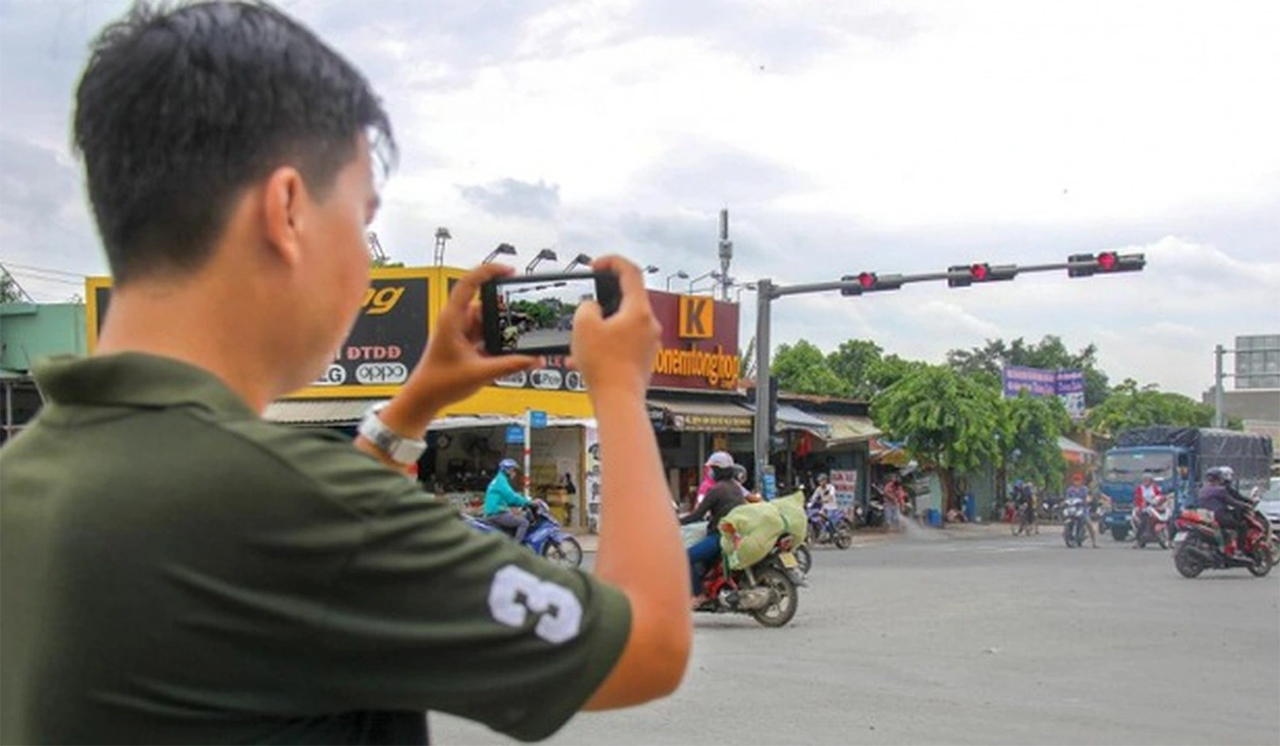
[263,166,308,267]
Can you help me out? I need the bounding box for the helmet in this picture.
[498,458,519,472]
[731,464,748,483]
[705,451,735,469]
[1218,466,1236,483]
[1204,466,1228,483]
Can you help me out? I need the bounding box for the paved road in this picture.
[435,526,1280,745]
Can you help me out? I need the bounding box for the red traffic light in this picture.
[1098,252,1118,271]
[970,263,989,281]
[858,272,877,288]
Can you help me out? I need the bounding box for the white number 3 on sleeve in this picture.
[488,565,584,644]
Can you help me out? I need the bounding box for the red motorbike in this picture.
[695,534,801,628]
[1172,502,1274,578]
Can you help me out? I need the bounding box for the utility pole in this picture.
[749,253,1146,489]
[718,208,733,302]
[1214,344,1226,428]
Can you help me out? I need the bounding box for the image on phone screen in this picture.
[494,276,595,353]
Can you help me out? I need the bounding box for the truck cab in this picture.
[1098,446,1193,541]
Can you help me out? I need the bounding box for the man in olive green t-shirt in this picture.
[0,3,691,743]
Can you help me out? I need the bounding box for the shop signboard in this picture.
[830,469,858,509]
[671,413,753,433]
[86,268,432,399]
[1002,365,1086,421]
[648,291,741,392]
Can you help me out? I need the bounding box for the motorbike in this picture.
[1171,499,1274,579]
[860,489,886,528]
[1131,500,1170,549]
[464,499,584,568]
[806,505,854,550]
[1062,497,1090,548]
[694,534,801,627]
[1012,502,1036,536]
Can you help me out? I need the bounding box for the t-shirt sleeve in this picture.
[295,445,631,741]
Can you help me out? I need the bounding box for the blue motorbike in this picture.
[464,499,584,568]
[806,505,854,550]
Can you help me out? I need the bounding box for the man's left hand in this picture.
[400,263,538,417]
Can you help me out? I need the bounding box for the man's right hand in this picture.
[570,256,661,400]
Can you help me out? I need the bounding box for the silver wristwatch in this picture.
[358,402,427,465]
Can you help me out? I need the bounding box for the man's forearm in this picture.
[591,389,688,605]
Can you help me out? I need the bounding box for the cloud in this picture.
[0,136,102,299]
[458,178,561,220]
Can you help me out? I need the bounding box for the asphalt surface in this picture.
[434,524,1280,745]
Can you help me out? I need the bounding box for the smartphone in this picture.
[481,271,622,356]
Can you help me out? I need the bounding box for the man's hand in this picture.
[401,263,538,416]
[571,256,661,400]
[359,264,537,465]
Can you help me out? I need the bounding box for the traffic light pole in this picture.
[749,257,1138,488]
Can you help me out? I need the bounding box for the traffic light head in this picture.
[842,272,905,296]
[948,263,1017,288]
[1068,252,1145,277]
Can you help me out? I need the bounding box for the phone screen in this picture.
[483,273,606,355]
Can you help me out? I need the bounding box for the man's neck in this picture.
[95,281,284,413]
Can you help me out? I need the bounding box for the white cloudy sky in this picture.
[2,0,1278,397]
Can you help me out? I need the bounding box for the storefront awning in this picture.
[263,398,379,425]
[264,403,597,431]
[1059,436,1096,464]
[648,397,754,433]
[742,403,830,435]
[811,413,881,445]
[776,404,830,435]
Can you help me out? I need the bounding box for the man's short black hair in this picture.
[73,0,396,284]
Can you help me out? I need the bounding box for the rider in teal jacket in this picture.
[484,459,532,542]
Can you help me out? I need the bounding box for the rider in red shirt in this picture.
[1132,474,1165,543]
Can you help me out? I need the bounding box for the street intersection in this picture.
[436,525,1280,745]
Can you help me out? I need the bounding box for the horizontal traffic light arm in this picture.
[768,254,1144,299]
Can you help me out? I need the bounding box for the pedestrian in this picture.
[0,3,690,742]
[884,475,906,531]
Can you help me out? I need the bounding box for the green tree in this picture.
[772,340,850,396]
[825,339,884,399]
[871,365,1005,510]
[1085,379,1221,435]
[509,299,562,328]
[947,335,1110,407]
[370,256,405,268]
[867,353,930,393]
[1002,393,1071,493]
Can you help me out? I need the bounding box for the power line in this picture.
[0,262,92,279]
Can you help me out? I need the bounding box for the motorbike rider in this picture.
[731,464,763,503]
[808,473,838,516]
[1012,479,1036,531]
[1131,473,1166,545]
[1198,466,1251,555]
[484,458,531,543]
[1064,474,1097,547]
[680,457,747,607]
[695,451,735,509]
